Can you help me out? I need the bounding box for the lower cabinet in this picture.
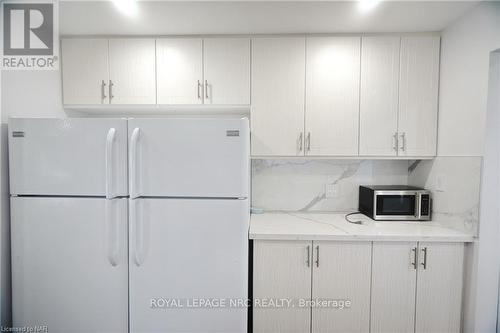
[253,240,464,333]
[253,240,372,333]
[371,242,464,333]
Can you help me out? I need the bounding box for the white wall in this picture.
[438,2,500,332]
[437,2,500,156]
[472,48,500,333]
[1,71,65,122]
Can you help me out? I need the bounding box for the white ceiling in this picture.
[59,1,480,35]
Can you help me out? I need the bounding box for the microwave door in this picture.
[374,193,418,220]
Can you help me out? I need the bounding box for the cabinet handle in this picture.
[307,132,311,152]
[109,80,114,101]
[298,132,303,152]
[306,245,310,267]
[205,80,209,99]
[197,80,202,100]
[315,245,320,267]
[411,247,417,270]
[400,132,406,152]
[393,132,398,152]
[101,80,107,101]
[421,247,428,270]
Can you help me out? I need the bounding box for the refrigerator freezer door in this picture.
[9,118,128,197]
[129,198,249,333]
[11,197,129,333]
[128,118,249,198]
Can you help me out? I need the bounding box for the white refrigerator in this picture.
[9,117,250,333]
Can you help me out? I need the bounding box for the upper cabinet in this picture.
[61,35,440,158]
[156,37,250,105]
[305,37,361,156]
[251,37,306,156]
[62,37,250,106]
[62,38,156,105]
[156,38,203,105]
[398,36,440,157]
[203,38,251,105]
[61,39,109,105]
[359,35,440,157]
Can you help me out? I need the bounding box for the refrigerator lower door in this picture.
[9,118,128,197]
[127,118,249,198]
[129,198,249,333]
[11,197,128,333]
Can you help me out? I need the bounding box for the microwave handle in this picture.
[416,193,421,219]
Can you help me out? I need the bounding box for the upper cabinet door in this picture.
[359,37,401,156]
[251,37,306,156]
[108,39,156,105]
[203,38,250,105]
[398,36,440,157]
[156,38,203,105]
[305,37,361,156]
[61,38,109,105]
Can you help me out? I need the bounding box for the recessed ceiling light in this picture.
[358,0,381,12]
[112,0,138,17]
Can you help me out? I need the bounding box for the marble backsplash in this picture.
[251,159,409,212]
[251,157,482,236]
[408,157,482,235]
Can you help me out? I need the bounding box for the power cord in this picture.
[345,212,364,225]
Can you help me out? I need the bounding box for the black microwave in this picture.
[359,185,431,221]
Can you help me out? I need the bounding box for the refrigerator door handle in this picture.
[105,199,120,267]
[130,199,144,266]
[130,128,141,199]
[105,128,116,199]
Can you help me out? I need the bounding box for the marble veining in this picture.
[251,159,409,212]
[408,156,482,236]
[252,157,481,237]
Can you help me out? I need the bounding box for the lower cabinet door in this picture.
[311,241,371,333]
[371,242,418,333]
[253,240,312,333]
[415,242,464,333]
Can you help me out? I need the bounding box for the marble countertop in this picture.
[249,212,476,242]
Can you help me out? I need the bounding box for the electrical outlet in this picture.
[436,174,446,191]
[325,183,338,198]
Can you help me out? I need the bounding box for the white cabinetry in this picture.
[311,241,371,333]
[108,39,156,105]
[305,37,361,156]
[61,38,109,105]
[156,38,250,105]
[359,35,440,157]
[398,36,440,157]
[203,38,251,105]
[253,240,312,333]
[415,242,464,333]
[253,240,372,333]
[251,37,306,156]
[254,240,464,333]
[371,242,464,333]
[156,38,203,105]
[62,38,156,105]
[359,36,401,156]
